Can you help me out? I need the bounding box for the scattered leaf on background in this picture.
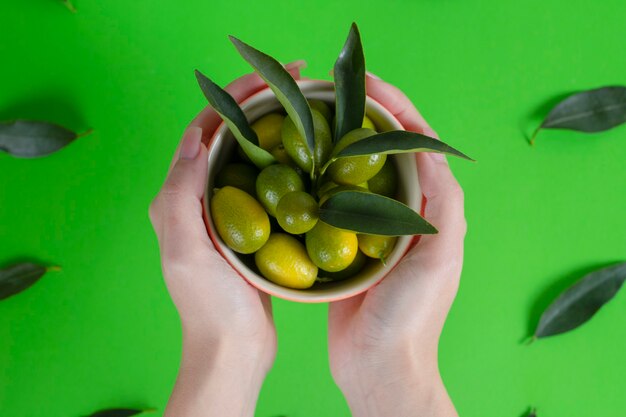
[0,120,90,158]
[229,36,316,164]
[531,86,626,145]
[322,130,473,173]
[0,262,59,301]
[534,262,626,339]
[319,190,437,235]
[62,0,77,12]
[333,22,366,142]
[86,408,155,417]
[195,70,275,169]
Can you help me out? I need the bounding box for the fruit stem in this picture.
[522,335,537,346]
[77,128,94,138]
[529,126,541,146]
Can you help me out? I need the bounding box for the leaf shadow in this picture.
[0,92,88,131]
[518,407,535,417]
[519,91,575,144]
[523,261,619,341]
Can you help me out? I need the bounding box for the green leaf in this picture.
[531,86,626,145]
[333,22,366,142]
[86,409,155,417]
[195,70,275,169]
[319,190,437,236]
[337,131,473,160]
[321,130,473,173]
[0,120,89,158]
[229,36,316,161]
[534,262,626,338]
[0,262,58,301]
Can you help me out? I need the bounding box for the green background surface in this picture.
[1,0,625,416]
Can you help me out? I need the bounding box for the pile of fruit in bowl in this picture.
[196,23,472,291]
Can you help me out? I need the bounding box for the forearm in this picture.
[164,330,268,417]
[337,349,457,417]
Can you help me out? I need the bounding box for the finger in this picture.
[365,74,436,137]
[150,127,212,259]
[407,152,466,265]
[189,60,307,144]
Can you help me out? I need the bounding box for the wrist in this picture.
[181,327,275,378]
[164,331,272,417]
[334,342,455,417]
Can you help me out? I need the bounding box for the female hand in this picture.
[149,61,305,417]
[328,74,466,417]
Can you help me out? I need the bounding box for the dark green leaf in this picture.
[334,23,366,142]
[0,262,56,301]
[0,120,87,158]
[336,131,473,160]
[86,409,154,417]
[229,36,316,160]
[535,262,626,338]
[319,190,437,236]
[321,130,473,173]
[531,86,626,144]
[195,70,275,169]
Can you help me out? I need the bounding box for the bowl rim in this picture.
[202,79,422,303]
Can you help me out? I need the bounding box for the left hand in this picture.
[149,61,306,417]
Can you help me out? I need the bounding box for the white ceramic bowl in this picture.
[203,80,421,303]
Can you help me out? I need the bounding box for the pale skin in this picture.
[149,61,465,417]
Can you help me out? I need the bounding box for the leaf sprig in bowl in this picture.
[196,23,472,299]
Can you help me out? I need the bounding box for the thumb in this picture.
[150,127,211,260]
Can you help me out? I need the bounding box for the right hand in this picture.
[327,74,466,417]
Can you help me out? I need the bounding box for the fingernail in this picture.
[284,60,307,71]
[180,126,203,160]
[366,71,382,80]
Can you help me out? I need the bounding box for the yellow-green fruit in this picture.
[306,222,358,272]
[309,99,332,122]
[215,163,259,197]
[318,184,369,206]
[270,144,294,165]
[251,113,285,151]
[319,250,367,281]
[210,186,270,254]
[362,115,376,130]
[367,159,399,198]
[316,181,339,198]
[327,128,387,185]
[271,144,308,181]
[256,164,305,217]
[255,233,318,289]
[358,234,397,262]
[281,108,332,173]
[276,191,319,234]
[332,114,378,136]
